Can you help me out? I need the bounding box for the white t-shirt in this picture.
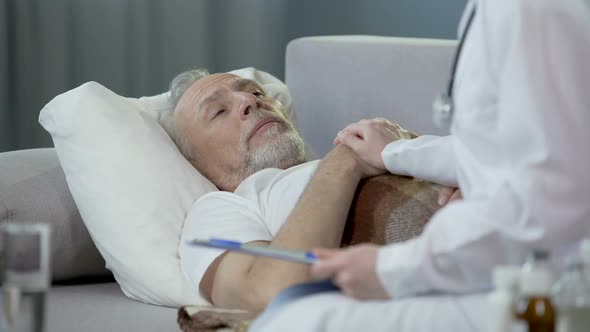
[179,160,319,304]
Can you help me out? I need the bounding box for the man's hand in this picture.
[334,118,415,171]
[310,244,390,300]
[326,144,386,179]
[438,187,462,206]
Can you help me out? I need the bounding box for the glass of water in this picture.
[1,223,50,332]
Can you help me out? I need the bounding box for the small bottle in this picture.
[551,243,590,332]
[487,266,521,332]
[514,250,556,332]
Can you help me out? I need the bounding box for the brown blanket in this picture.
[178,174,442,332]
[342,174,441,246]
[177,306,255,332]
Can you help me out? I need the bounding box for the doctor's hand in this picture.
[310,244,390,300]
[334,118,416,171]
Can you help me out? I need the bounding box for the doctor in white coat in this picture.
[251,0,590,330]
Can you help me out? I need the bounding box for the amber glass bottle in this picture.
[514,250,556,332]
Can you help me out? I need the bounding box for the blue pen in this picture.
[187,238,318,264]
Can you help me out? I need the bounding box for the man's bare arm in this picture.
[200,144,379,311]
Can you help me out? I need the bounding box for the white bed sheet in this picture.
[250,292,488,332]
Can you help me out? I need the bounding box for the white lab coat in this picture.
[379,0,590,298]
[250,1,590,331]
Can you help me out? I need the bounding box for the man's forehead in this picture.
[178,73,259,112]
[189,73,240,101]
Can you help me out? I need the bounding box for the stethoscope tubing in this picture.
[432,6,477,129]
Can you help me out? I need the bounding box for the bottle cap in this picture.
[529,249,549,261]
[492,266,521,290]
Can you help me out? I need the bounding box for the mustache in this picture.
[241,110,289,142]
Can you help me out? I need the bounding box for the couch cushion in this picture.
[0,148,110,281]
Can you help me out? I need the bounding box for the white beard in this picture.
[244,126,305,173]
[217,113,306,189]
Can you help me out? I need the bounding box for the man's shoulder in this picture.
[234,160,320,194]
[188,160,320,216]
[186,190,264,228]
[193,190,248,207]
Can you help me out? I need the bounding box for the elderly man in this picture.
[159,69,399,311]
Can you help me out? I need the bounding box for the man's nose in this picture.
[237,92,261,121]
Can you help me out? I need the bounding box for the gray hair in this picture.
[159,68,210,160]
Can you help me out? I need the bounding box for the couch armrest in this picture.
[286,35,456,158]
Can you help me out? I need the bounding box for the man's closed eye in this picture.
[213,109,225,119]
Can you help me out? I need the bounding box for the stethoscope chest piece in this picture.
[433,91,453,129]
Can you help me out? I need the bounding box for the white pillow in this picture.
[39,68,292,307]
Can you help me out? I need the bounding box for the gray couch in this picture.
[0,35,455,331]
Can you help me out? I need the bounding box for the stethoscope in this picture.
[432,7,477,129]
